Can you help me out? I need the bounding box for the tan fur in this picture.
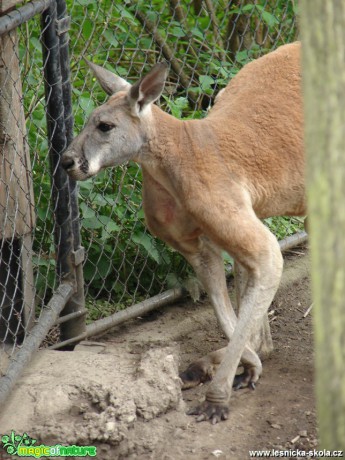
[62,42,305,423]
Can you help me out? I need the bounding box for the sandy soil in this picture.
[105,248,315,459]
[0,248,315,460]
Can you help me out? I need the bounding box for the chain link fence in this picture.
[0,0,303,401]
[0,5,39,357]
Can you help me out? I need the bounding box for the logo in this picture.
[1,432,97,458]
[1,432,36,455]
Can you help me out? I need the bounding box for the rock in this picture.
[271,423,282,429]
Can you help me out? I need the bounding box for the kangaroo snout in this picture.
[60,149,89,181]
[61,153,75,171]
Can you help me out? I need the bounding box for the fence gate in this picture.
[0,0,85,406]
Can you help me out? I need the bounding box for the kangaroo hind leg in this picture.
[179,237,262,391]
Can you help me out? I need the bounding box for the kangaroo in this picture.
[61,42,305,424]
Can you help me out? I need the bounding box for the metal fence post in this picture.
[41,0,86,344]
[56,0,87,342]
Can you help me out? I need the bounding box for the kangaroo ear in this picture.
[128,62,168,116]
[85,59,131,95]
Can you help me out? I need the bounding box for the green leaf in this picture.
[80,202,96,219]
[92,193,109,206]
[222,251,233,265]
[104,30,119,47]
[76,0,96,5]
[79,95,95,116]
[261,11,279,27]
[199,75,214,91]
[97,216,121,239]
[132,232,160,263]
[190,27,204,39]
[79,180,94,192]
[97,257,113,278]
[32,256,56,267]
[29,37,41,52]
[82,19,93,39]
[84,261,98,281]
[170,26,185,38]
[117,5,137,22]
[105,221,120,232]
[242,3,255,13]
[235,50,250,64]
[163,96,189,118]
[82,218,102,229]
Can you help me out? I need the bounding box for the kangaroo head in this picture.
[61,61,168,180]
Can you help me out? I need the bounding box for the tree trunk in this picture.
[301,1,345,450]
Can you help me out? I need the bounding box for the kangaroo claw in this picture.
[187,400,229,424]
[233,370,258,390]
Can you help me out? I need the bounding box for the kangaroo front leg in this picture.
[189,215,283,423]
[180,347,226,389]
[179,238,262,390]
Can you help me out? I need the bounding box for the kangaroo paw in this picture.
[233,367,260,390]
[179,362,212,390]
[187,400,229,424]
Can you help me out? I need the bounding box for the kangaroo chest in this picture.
[141,166,202,245]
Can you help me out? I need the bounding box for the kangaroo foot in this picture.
[187,400,229,425]
[233,366,261,390]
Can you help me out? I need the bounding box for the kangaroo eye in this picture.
[97,122,115,132]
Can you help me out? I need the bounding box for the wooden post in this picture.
[301,0,345,449]
[0,0,36,341]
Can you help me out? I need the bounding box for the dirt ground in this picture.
[0,248,315,460]
[104,248,315,459]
